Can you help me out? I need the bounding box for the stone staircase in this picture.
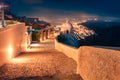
[0,37,83,80]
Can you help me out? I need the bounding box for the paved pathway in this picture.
[0,37,83,80]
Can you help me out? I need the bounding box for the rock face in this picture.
[77,46,120,80]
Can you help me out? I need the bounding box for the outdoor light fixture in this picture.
[8,45,13,59]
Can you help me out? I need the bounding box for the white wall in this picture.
[55,40,120,80]
[78,46,120,80]
[0,23,27,66]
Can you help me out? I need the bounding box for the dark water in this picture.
[81,21,120,47]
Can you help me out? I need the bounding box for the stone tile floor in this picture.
[0,37,83,80]
[0,50,82,80]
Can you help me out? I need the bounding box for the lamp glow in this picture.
[8,45,13,58]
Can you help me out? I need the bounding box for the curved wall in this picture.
[78,46,120,80]
[55,40,120,80]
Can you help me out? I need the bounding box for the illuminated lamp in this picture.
[8,45,13,58]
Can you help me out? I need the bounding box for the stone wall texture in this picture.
[55,40,78,62]
[55,41,120,80]
[77,46,120,80]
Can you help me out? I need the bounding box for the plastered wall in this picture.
[0,23,27,66]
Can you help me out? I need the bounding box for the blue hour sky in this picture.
[3,0,120,21]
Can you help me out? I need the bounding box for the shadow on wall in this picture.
[57,33,96,48]
[2,74,83,80]
[57,33,79,48]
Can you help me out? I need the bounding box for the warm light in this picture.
[94,18,98,21]
[30,43,41,47]
[82,20,87,23]
[48,36,50,38]
[25,42,28,50]
[40,38,43,41]
[44,37,46,40]
[10,58,29,63]
[8,45,13,59]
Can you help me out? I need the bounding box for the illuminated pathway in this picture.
[27,37,55,52]
[0,37,82,80]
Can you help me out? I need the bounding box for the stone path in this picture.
[0,37,83,80]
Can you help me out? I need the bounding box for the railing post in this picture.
[48,29,50,38]
[41,30,44,41]
[38,31,41,42]
[46,30,48,39]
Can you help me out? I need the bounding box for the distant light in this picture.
[94,18,98,21]
[105,20,111,22]
[82,20,87,23]
[0,3,9,9]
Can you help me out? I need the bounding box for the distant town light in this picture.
[82,20,87,23]
[94,18,98,21]
[0,4,8,8]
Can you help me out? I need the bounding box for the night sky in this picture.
[3,0,120,21]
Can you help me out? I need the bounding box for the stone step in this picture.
[25,47,55,52]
